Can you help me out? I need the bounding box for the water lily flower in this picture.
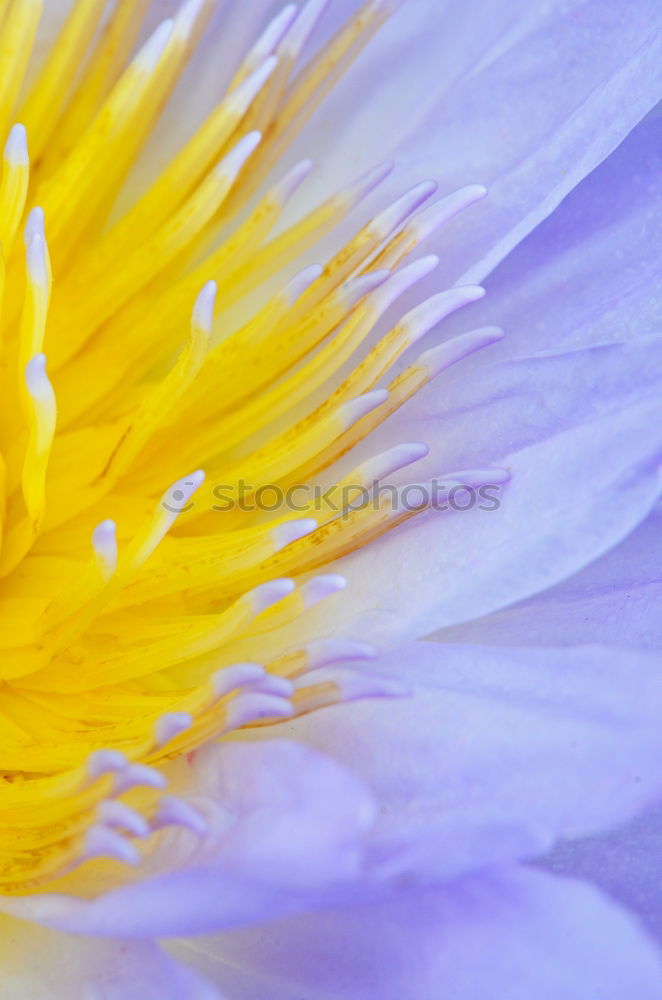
[0,0,660,996]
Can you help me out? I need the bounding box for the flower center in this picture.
[0,0,503,891]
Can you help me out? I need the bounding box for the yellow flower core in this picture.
[0,0,496,891]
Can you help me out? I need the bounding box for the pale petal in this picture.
[433,501,662,649]
[277,640,662,881]
[424,109,662,366]
[168,867,662,1000]
[543,804,662,944]
[475,110,662,351]
[0,914,222,999]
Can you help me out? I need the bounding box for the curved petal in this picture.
[168,867,662,1000]
[276,640,662,882]
[475,109,662,352]
[543,804,662,944]
[414,107,662,369]
[433,501,662,649]
[0,914,222,999]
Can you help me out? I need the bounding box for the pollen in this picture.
[0,0,502,891]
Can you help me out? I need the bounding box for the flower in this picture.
[0,0,660,996]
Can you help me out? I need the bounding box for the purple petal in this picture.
[478,110,662,351]
[279,640,662,881]
[544,804,662,945]
[435,501,662,649]
[168,867,662,1000]
[428,109,662,365]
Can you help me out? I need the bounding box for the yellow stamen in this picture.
[0,123,28,254]
[0,0,503,892]
[0,0,42,142]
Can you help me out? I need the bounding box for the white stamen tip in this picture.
[474,466,510,485]
[24,206,44,246]
[342,269,391,309]
[273,159,314,203]
[192,280,216,333]
[92,519,117,576]
[4,123,27,165]
[340,389,389,428]
[402,285,485,343]
[295,667,410,701]
[389,441,430,464]
[303,638,378,669]
[246,5,298,68]
[220,131,262,179]
[272,518,317,550]
[173,0,209,39]
[417,325,504,377]
[360,442,430,483]
[230,55,278,114]
[86,749,126,781]
[302,574,346,606]
[345,161,394,206]
[437,466,511,492]
[211,662,265,697]
[408,184,488,242]
[249,673,294,697]
[152,796,208,836]
[482,325,505,341]
[238,130,263,155]
[137,19,174,73]
[24,353,50,396]
[93,518,116,541]
[113,763,167,795]
[282,264,323,306]
[162,470,205,515]
[26,232,49,286]
[97,800,150,838]
[155,711,193,747]
[280,0,330,59]
[224,692,293,731]
[464,183,487,200]
[371,256,439,314]
[248,578,296,614]
[83,826,141,866]
[372,181,438,239]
